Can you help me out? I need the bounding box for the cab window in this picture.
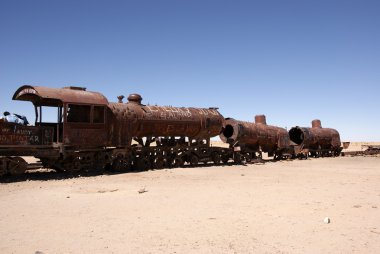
[93,106,105,123]
[67,104,91,123]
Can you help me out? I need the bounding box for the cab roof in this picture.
[12,85,109,106]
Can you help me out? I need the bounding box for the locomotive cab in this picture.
[12,85,109,149]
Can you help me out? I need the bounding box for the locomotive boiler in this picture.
[108,94,224,147]
[288,120,342,157]
[107,93,226,170]
[219,115,292,160]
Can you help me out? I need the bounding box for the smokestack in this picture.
[255,115,267,125]
[312,119,322,128]
[117,95,124,103]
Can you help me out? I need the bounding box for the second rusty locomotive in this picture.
[219,115,293,161]
[0,85,343,176]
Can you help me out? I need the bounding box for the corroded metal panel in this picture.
[12,85,109,106]
[0,122,53,146]
[288,119,341,151]
[107,94,224,146]
[219,115,290,153]
[63,123,108,147]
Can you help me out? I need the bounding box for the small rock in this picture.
[66,196,70,199]
[324,217,330,224]
[138,188,147,194]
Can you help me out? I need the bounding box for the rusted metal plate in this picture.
[0,122,53,146]
[107,94,224,146]
[12,85,109,106]
[64,123,108,147]
[288,119,341,151]
[219,115,290,154]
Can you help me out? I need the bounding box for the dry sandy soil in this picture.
[1,154,380,254]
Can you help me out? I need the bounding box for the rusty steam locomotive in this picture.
[0,85,342,176]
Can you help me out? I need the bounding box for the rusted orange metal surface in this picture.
[219,115,290,154]
[0,122,53,146]
[108,94,224,146]
[13,85,108,106]
[1,85,351,177]
[12,85,110,149]
[288,120,341,152]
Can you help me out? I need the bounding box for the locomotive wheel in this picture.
[245,153,252,163]
[69,157,82,172]
[234,153,242,164]
[153,157,165,169]
[7,157,27,175]
[179,157,185,167]
[0,158,6,176]
[274,153,284,161]
[50,159,65,172]
[93,152,106,170]
[189,155,199,167]
[222,155,229,164]
[172,157,184,168]
[135,158,150,171]
[212,153,221,165]
[111,157,131,171]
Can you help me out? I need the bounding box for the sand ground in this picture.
[1,155,380,253]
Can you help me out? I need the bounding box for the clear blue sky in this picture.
[1,0,379,141]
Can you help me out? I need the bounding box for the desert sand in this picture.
[1,154,380,254]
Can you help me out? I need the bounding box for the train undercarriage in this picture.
[0,135,238,176]
[1,142,377,177]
